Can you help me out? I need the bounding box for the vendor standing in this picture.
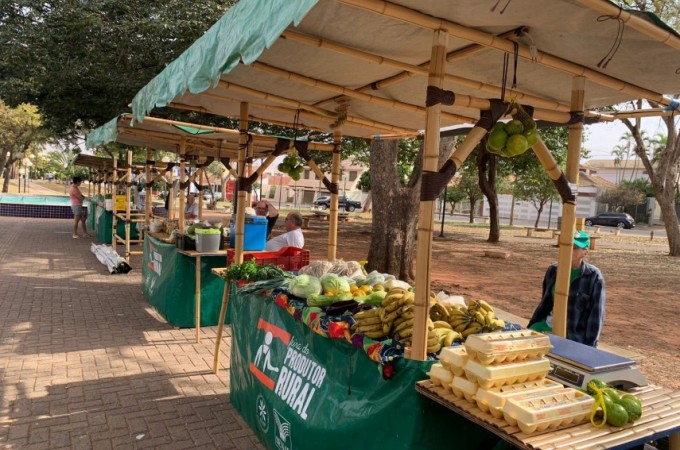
[528,231,605,347]
[254,200,279,239]
[265,212,304,251]
[184,193,199,220]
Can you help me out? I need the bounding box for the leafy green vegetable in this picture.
[320,274,350,294]
[289,274,322,298]
[223,261,293,282]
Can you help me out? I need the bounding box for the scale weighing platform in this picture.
[546,335,648,390]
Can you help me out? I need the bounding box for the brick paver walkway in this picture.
[0,216,264,449]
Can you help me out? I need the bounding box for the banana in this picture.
[450,315,471,327]
[355,323,384,333]
[354,308,381,320]
[429,303,449,322]
[427,343,441,353]
[382,322,392,335]
[461,323,483,338]
[474,311,486,325]
[478,300,494,313]
[453,322,469,333]
[384,297,406,313]
[484,311,494,326]
[363,330,387,339]
[397,327,413,338]
[399,310,415,320]
[491,318,506,329]
[382,293,404,307]
[394,318,415,334]
[427,333,439,346]
[467,300,479,312]
[382,308,402,324]
[356,316,382,326]
[443,330,462,347]
[433,320,453,330]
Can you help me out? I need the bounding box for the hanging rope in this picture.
[491,0,512,14]
[500,41,519,102]
[597,14,625,69]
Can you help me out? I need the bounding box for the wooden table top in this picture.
[416,379,680,450]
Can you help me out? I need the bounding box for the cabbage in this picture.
[289,275,322,299]
[320,273,350,294]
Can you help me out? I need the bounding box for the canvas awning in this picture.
[131,0,680,137]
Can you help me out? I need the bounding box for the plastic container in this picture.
[502,388,595,434]
[450,376,478,403]
[464,330,552,365]
[427,363,453,390]
[195,228,222,252]
[229,216,267,251]
[475,379,564,419]
[463,357,551,390]
[439,345,468,376]
[227,247,310,271]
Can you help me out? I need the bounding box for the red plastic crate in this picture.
[227,246,309,271]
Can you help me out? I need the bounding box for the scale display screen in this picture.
[550,365,584,387]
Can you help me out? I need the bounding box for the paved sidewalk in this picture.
[0,216,264,449]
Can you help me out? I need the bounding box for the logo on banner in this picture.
[146,242,162,276]
[273,409,292,450]
[256,395,269,433]
[249,318,327,422]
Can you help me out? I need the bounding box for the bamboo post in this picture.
[112,157,118,254]
[168,164,175,221]
[234,102,249,264]
[125,150,132,261]
[412,30,447,360]
[553,76,585,339]
[145,147,152,226]
[328,131,342,261]
[195,255,202,343]
[213,280,231,373]
[669,432,680,450]
[178,137,187,233]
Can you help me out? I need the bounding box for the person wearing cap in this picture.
[184,193,199,220]
[253,200,279,239]
[528,230,606,347]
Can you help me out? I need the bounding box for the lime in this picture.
[587,378,609,395]
[277,163,288,173]
[620,394,642,408]
[506,134,529,157]
[603,388,622,404]
[485,140,502,155]
[487,127,508,152]
[606,403,629,427]
[618,397,642,422]
[504,119,524,135]
[524,129,539,146]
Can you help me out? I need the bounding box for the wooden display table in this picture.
[416,379,680,450]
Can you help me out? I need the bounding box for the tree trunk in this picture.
[478,147,500,242]
[362,191,373,213]
[534,203,545,228]
[366,139,421,283]
[468,200,476,224]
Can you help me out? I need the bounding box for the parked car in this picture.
[312,195,361,212]
[584,212,635,229]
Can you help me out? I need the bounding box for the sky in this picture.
[582,116,673,161]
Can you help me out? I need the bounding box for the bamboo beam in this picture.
[412,30,447,361]
[337,0,677,108]
[553,76,586,339]
[199,86,418,136]
[284,29,571,114]
[251,60,476,124]
[576,0,680,51]
[611,109,676,119]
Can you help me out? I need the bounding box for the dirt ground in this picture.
[299,219,680,390]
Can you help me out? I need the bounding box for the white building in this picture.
[581,159,649,184]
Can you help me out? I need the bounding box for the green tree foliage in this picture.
[0,0,236,138]
[0,100,46,191]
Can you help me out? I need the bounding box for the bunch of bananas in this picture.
[431,299,505,340]
[351,307,386,340]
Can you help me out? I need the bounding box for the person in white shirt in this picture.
[265,212,304,251]
[184,193,199,220]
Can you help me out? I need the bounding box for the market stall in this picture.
[95,0,680,448]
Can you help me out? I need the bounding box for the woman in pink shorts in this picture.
[69,176,90,238]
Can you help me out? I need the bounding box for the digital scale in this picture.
[546,335,648,391]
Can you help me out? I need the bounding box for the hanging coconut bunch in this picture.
[485,101,538,158]
[277,149,305,181]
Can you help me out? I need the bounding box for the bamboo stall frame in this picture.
[93,1,680,445]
